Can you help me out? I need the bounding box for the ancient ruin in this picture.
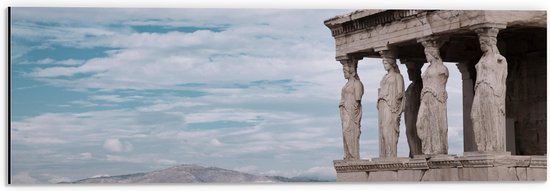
[325,10,547,181]
[377,49,405,159]
[340,58,364,160]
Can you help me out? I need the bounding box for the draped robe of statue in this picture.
[404,65,423,157]
[377,62,405,158]
[416,49,449,155]
[340,63,364,160]
[471,30,508,152]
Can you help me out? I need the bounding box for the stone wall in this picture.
[503,28,547,155]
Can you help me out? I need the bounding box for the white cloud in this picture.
[47,175,72,183]
[156,159,177,165]
[15,137,68,145]
[68,100,100,107]
[9,8,469,182]
[31,66,81,78]
[14,9,345,93]
[103,138,134,153]
[233,165,257,173]
[136,100,207,112]
[210,138,223,146]
[105,155,146,163]
[58,59,85,66]
[79,152,93,160]
[91,95,131,103]
[184,109,261,124]
[91,174,111,178]
[301,166,336,178]
[37,58,55,64]
[12,172,38,184]
[25,58,85,66]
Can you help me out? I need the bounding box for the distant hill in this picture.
[69,164,331,183]
[269,176,331,182]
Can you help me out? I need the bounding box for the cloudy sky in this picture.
[10,8,465,183]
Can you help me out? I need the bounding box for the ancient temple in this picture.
[325,10,547,181]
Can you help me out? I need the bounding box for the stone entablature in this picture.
[325,10,428,37]
[334,154,545,173]
[324,10,546,59]
[334,154,547,181]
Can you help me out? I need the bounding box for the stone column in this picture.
[402,59,424,157]
[338,57,364,160]
[375,47,405,159]
[456,62,476,152]
[416,36,449,155]
[470,23,508,153]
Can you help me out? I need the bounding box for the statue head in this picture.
[383,59,400,73]
[341,60,358,80]
[478,36,498,53]
[476,28,499,54]
[424,47,442,65]
[343,64,351,79]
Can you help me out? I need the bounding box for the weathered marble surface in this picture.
[416,37,449,155]
[339,59,364,160]
[334,154,547,182]
[336,172,368,182]
[377,50,405,158]
[324,10,546,59]
[471,26,508,152]
[327,10,547,182]
[368,171,397,181]
[403,61,423,157]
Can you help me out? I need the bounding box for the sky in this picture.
[9,8,466,183]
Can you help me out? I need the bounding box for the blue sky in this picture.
[10,8,465,183]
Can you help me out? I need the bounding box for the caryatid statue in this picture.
[471,26,508,152]
[377,50,405,158]
[403,61,424,157]
[339,58,364,160]
[416,37,449,155]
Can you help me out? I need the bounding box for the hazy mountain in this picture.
[269,176,332,182]
[69,164,330,183]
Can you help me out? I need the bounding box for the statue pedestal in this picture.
[334,154,546,181]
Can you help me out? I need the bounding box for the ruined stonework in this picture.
[377,50,405,158]
[339,59,364,160]
[416,37,449,155]
[334,153,547,181]
[325,9,546,182]
[471,26,508,152]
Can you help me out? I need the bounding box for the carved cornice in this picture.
[334,159,429,173]
[428,159,463,169]
[459,158,495,168]
[333,155,546,173]
[469,23,507,32]
[408,159,430,170]
[530,156,547,168]
[327,10,430,37]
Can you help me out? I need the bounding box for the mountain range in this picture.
[69,164,331,183]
